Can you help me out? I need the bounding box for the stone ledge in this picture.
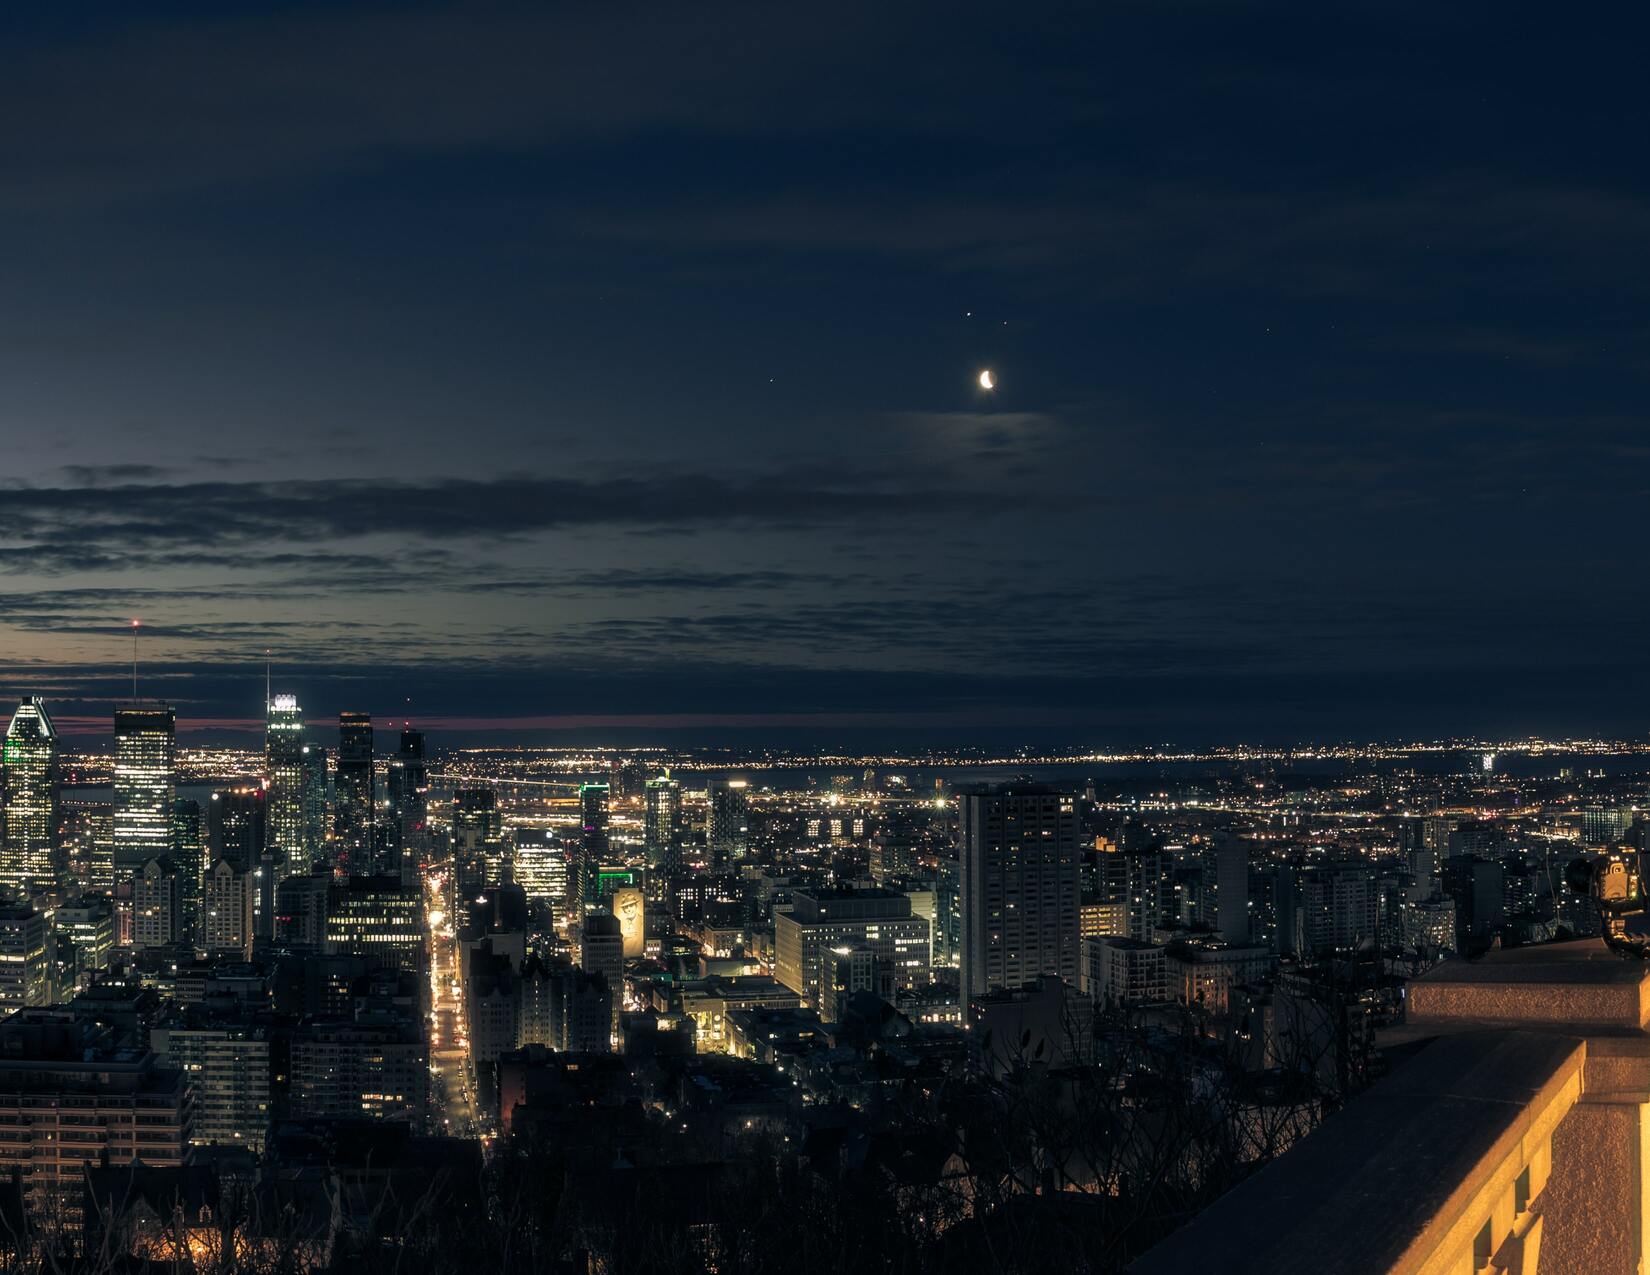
[1407,940,1650,1033]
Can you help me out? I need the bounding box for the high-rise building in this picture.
[959,786,1081,999]
[265,693,308,868]
[151,1012,271,1153]
[171,798,204,943]
[644,775,681,873]
[385,728,428,885]
[335,711,375,873]
[1276,862,1381,956]
[0,907,49,1010]
[300,743,329,863]
[1,699,59,900]
[1212,833,1250,944]
[132,857,182,951]
[52,898,113,992]
[208,787,267,874]
[113,703,176,886]
[706,779,749,868]
[452,787,505,899]
[288,1017,427,1125]
[514,832,567,909]
[578,911,624,1042]
[575,783,610,911]
[201,858,257,958]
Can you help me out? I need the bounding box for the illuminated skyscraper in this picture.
[452,787,505,899]
[644,775,681,873]
[300,744,328,861]
[575,782,610,912]
[959,786,1081,999]
[265,694,307,868]
[113,703,176,886]
[385,728,428,884]
[706,779,749,868]
[334,712,374,873]
[1,699,59,900]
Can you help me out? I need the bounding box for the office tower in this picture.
[452,787,505,899]
[265,693,307,868]
[385,728,428,885]
[300,743,329,864]
[132,857,182,950]
[578,911,624,1041]
[514,832,568,909]
[575,782,610,911]
[0,1013,190,1223]
[335,711,375,872]
[112,703,176,885]
[150,1013,271,1152]
[1,699,59,900]
[0,908,49,1009]
[644,775,681,872]
[208,786,267,872]
[706,779,749,868]
[324,876,425,972]
[959,786,1081,999]
[202,859,256,959]
[1213,833,1250,944]
[774,887,930,1008]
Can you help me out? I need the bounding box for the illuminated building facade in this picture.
[113,703,176,886]
[707,779,750,868]
[1,699,59,900]
[264,693,307,868]
[324,875,425,972]
[452,787,504,899]
[575,782,610,911]
[644,775,680,872]
[0,907,49,1010]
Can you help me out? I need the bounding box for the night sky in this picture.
[5,2,1650,745]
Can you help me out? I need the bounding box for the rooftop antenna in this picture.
[130,619,140,699]
[265,649,272,714]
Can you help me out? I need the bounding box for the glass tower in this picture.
[1,699,59,900]
[265,694,307,868]
[113,703,177,885]
[334,712,375,874]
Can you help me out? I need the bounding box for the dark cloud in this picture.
[0,472,979,554]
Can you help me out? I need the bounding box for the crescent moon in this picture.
[978,369,994,390]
